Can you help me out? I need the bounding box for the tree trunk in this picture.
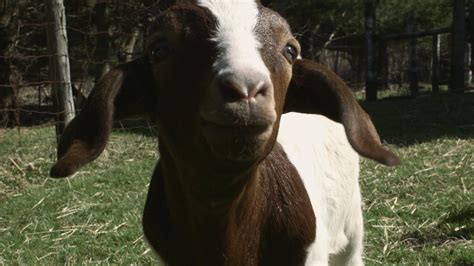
[470,1,474,88]
[306,26,320,60]
[406,11,418,97]
[119,27,140,63]
[377,40,388,90]
[298,25,320,60]
[432,34,441,93]
[0,0,20,126]
[45,0,75,139]
[93,2,112,81]
[334,50,340,75]
[365,0,377,101]
[471,39,474,89]
[467,43,472,87]
[450,0,466,92]
[463,0,471,87]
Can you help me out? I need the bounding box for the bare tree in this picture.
[119,27,140,63]
[45,0,75,138]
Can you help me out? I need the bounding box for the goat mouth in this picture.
[199,108,275,132]
[200,119,270,134]
[200,115,274,162]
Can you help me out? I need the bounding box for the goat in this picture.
[50,1,400,265]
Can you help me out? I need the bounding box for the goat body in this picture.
[50,1,399,265]
[143,113,363,265]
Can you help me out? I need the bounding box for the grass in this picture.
[1,93,473,265]
[0,125,159,264]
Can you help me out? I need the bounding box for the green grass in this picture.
[0,125,160,264]
[1,93,473,265]
[359,92,474,265]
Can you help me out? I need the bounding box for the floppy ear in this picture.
[50,57,155,178]
[284,59,400,166]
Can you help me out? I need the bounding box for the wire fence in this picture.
[0,1,162,141]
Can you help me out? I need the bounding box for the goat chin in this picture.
[201,122,273,162]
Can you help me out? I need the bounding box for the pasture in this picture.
[0,93,473,265]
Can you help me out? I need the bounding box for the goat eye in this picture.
[284,44,298,63]
[151,43,170,61]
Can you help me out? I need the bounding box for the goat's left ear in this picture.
[50,57,155,178]
[284,59,400,166]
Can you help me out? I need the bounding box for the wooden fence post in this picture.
[432,34,440,93]
[45,0,75,140]
[365,0,377,101]
[471,41,474,88]
[450,0,466,92]
[406,11,418,97]
[467,43,472,87]
[470,2,474,88]
[378,40,388,90]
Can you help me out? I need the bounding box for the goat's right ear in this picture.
[50,58,155,178]
[284,59,400,166]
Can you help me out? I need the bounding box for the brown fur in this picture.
[142,143,315,266]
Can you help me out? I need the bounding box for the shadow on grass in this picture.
[453,257,474,266]
[361,92,474,146]
[444,206,474,224]
[400,206,473,254]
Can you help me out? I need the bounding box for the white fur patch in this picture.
[277,113,363,265]
[196,0,270,78]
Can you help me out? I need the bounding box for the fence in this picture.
[316,32,459,98]
[0,1,162,133]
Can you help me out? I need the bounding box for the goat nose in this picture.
[217,72,269,102]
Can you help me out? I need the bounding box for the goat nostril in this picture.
[252,81,268,99]
[217,73,271,102]
[219,79,248,102]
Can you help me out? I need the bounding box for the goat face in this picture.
[148,2,299,165]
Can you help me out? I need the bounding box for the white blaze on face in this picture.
[197,0,270,78]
